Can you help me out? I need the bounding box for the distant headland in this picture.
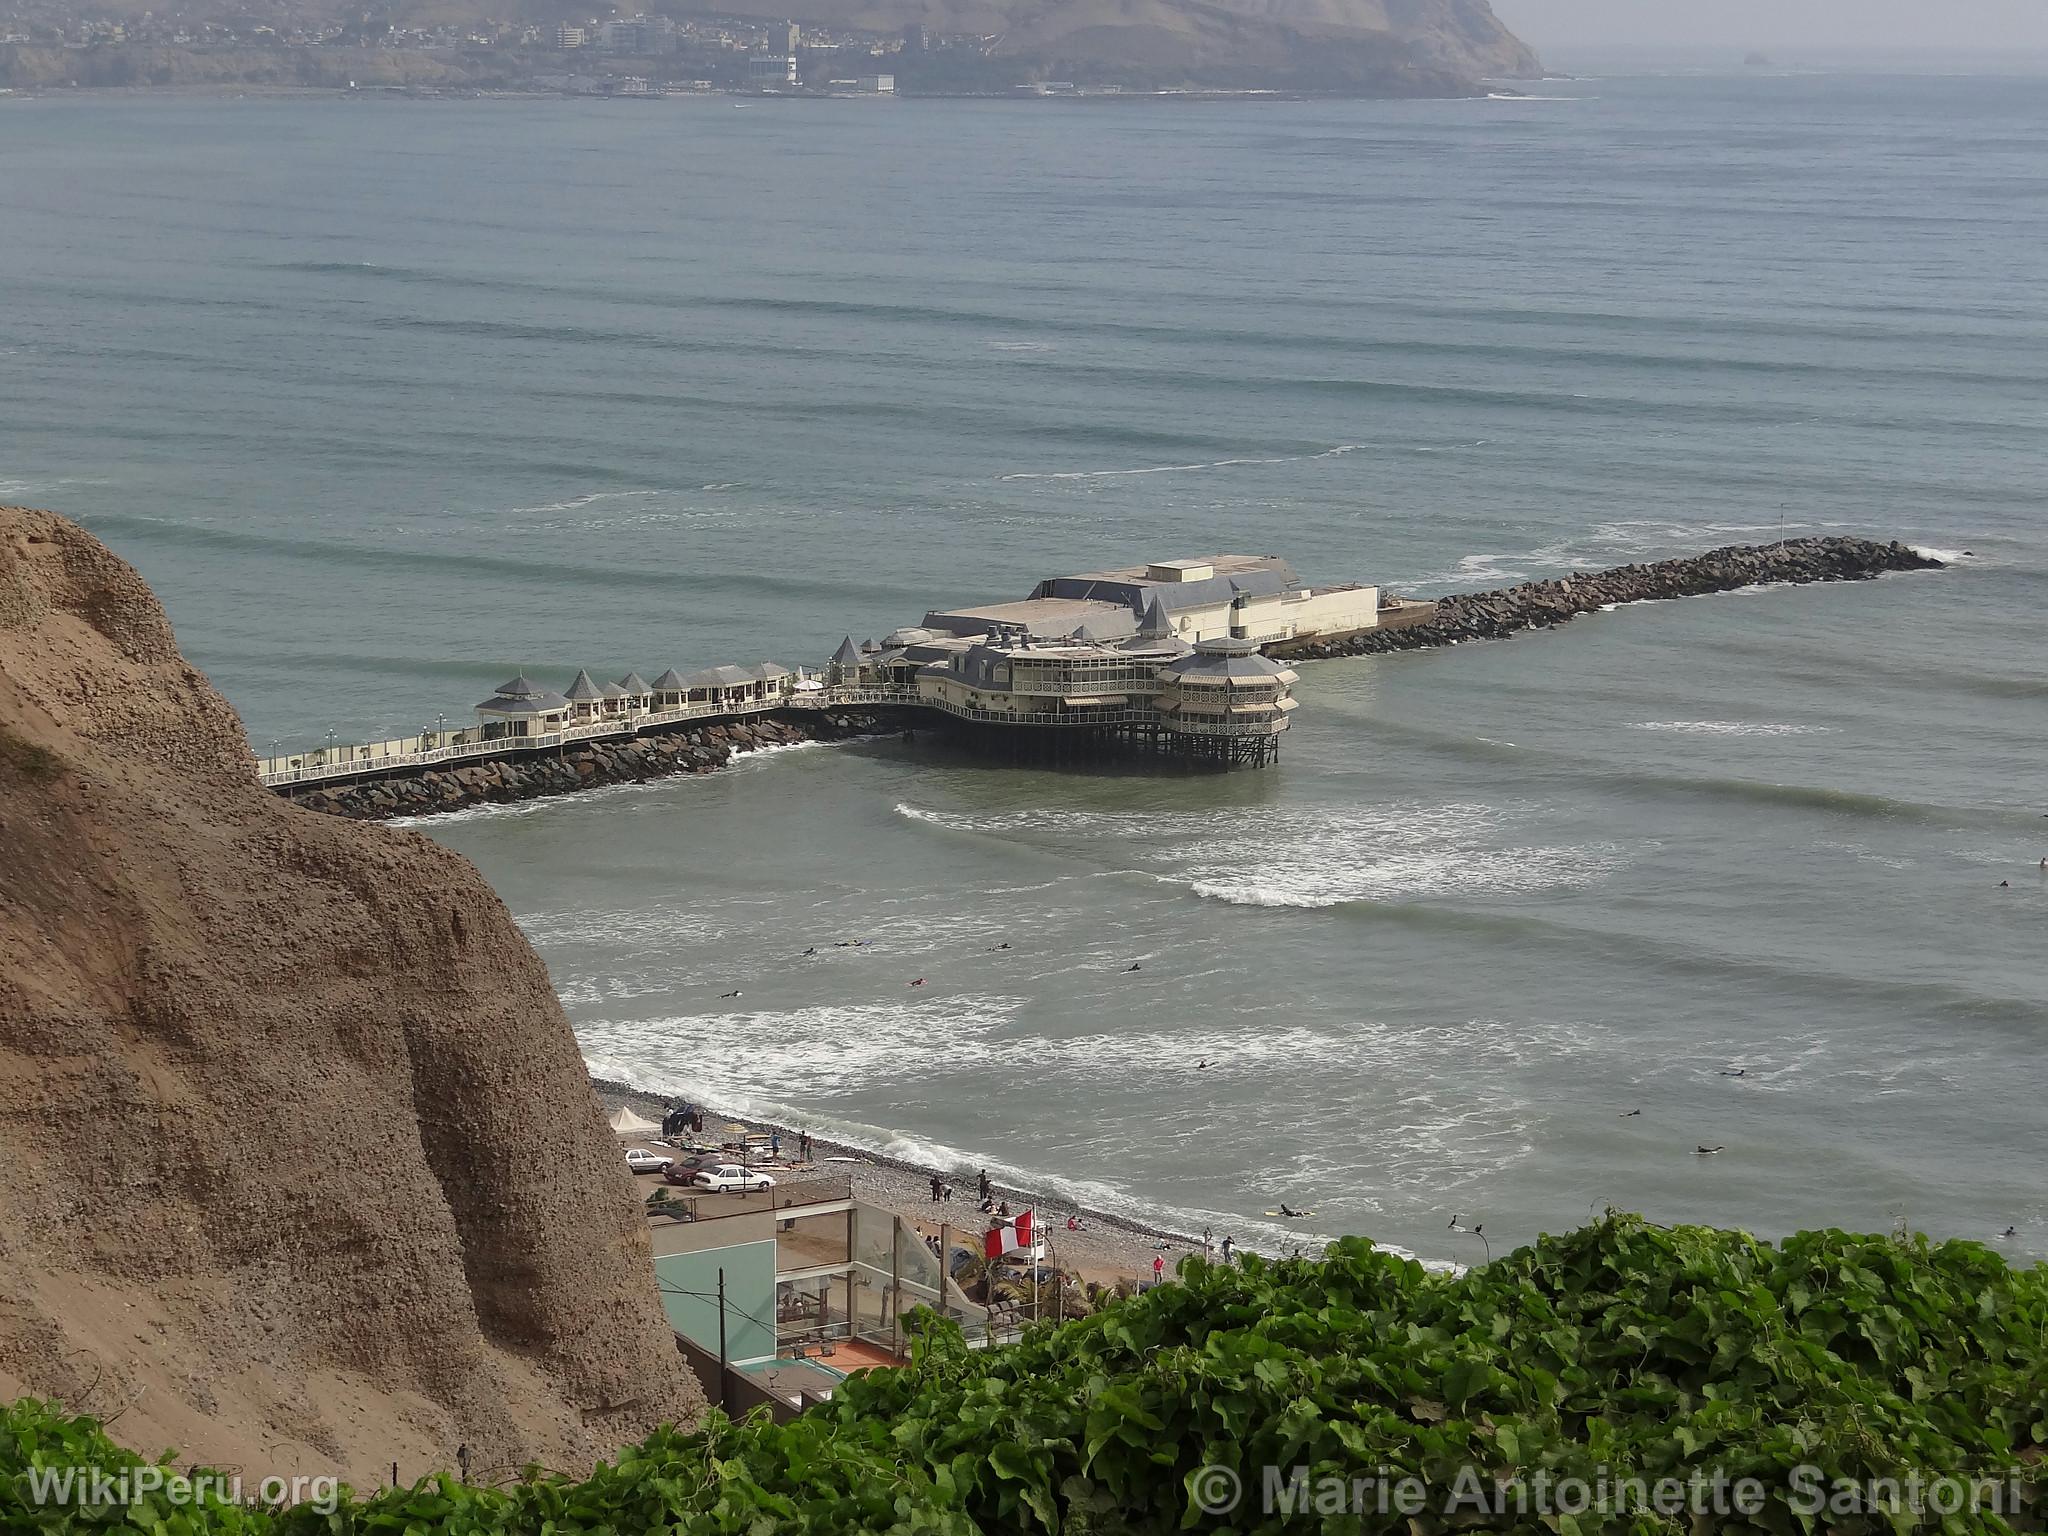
[0,0,1538,98]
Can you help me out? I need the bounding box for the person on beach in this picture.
[1152,1254,1165,1284]
[799,1132,812,1161]
[930,1175,944,1203]
[1220,1235,1235,1263]
[977,1169,990,1202]
[770,1132,781,1160]
[997,1200,1011,1219]
[1202,1225,1213,1255]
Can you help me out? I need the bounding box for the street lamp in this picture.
[324,728,337,763]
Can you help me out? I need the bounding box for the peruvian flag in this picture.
[984,1209,1034,1259]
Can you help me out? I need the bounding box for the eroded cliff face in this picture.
[0,507,702,1484]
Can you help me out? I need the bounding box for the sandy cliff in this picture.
[0,506,702,1484]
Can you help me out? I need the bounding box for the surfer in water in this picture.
[1277,1203,1304,1219]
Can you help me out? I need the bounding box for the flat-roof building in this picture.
[924,553,1378,652]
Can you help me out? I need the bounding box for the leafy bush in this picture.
[6,1215,2044,1534]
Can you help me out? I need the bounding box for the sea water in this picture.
[3,74,2043,1263]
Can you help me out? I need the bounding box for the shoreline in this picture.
[590,1075,1242,1283]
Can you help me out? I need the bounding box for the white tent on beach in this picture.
[607,1105,661,1137]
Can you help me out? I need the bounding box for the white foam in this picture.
[998,444,1356,483]
[896,799,1625,908]
[505,487,671,516]
[1629,720,1831,737]
[1910,545,1968,563]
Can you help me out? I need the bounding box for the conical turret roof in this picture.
[564,669,605,702]
[831,636,861,666]
[651,668,687,690]
[617,672,652,694]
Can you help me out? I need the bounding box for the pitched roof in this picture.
[1137,594,1174,638]
[1163,650,1289,680]
[495,673,549,698]
[601,682,631,700]
[683,664,754,690]
[617,672,652,694]
[651,668,687,690]
[476,688,571,715]
[563,669,606,702]
[744,661,792,682]
[831,637,861,666]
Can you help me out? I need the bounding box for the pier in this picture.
[258,552,1384,793]
[261,538,1943,818]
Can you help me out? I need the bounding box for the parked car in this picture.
[663,1154,716,1186]
[625,1148,674,1174]
[693,1163,776,1194]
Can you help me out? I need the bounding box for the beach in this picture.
[594,1078,1242,1288]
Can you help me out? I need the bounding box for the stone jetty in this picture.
[293,708,907,821]
[1270,536,1943,660]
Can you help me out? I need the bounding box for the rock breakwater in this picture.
[298,708,908,821]
[1274,537,1943,660]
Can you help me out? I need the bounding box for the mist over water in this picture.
[3,77,2044,1265]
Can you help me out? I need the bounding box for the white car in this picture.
[625,1148,674,1174]
[693,1163,776,1193]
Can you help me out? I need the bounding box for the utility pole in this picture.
[716,1266,729,1408]
[891,1216,904,1359]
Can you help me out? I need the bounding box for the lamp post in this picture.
[324,728,337,765]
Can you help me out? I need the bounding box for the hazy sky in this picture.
[1492,0,2048,53]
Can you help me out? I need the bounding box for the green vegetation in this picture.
[7,1215,2044,1533]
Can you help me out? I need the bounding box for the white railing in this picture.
[253,675,1292,790]
[254,684,927,789]
[1160,714,1291,738]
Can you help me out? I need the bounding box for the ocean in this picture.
[3,74,2043,1266]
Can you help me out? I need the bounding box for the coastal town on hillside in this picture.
[0,8,982,94]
